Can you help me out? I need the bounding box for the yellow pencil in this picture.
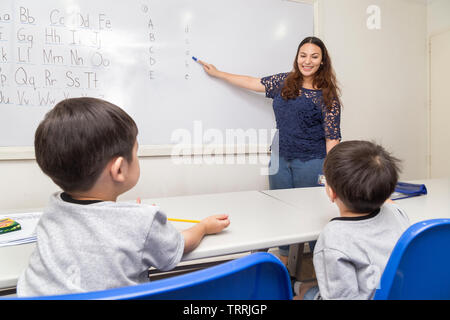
[168,218,201,223]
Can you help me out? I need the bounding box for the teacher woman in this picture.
[199,37,342,262]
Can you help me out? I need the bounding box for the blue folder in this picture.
[391,182,427,200]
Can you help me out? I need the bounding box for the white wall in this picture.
[428,0,450,177]
[316,0,428,180]
[0,155,271,211]
[0,0,433,211]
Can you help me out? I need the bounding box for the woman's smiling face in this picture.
[297,43,323,79]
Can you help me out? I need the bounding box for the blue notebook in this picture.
[391,182,427,200]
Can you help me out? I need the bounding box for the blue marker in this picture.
[192,56,199,62]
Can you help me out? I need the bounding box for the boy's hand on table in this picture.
[200,214,230,234]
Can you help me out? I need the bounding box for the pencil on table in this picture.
[168,218,201,223]
[136,198,200,223]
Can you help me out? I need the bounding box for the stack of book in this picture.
[0,212,42,247]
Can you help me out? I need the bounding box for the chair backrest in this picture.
[19,252,292,300]
[374,219,450,300]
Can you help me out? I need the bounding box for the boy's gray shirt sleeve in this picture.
[314,248,360,300]
[141,210,185,271]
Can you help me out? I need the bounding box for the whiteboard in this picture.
[0,0,313,148]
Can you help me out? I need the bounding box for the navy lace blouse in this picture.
[261,73,341,161]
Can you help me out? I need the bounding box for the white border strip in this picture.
[0,147,35,160]
[284,0,321,38]
[0,144,271,160]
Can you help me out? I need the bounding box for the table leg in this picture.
[287,243,305,279]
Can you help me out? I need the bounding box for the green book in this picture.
[0,218,22,234]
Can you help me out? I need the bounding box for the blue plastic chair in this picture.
[374,219,450,300]
[16,252,292,300]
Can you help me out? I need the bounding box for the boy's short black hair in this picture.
[35,97,138,192]
[323,140,401,213]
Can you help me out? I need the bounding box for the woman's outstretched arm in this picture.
[199,60,266,93]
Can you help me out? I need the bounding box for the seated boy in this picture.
[17,98,230,297]
[296,140,410,300]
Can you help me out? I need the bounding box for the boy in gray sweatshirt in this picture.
[17,98,230,297]
[297,140,410,300]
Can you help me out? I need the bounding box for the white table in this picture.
[144,190,315,261]
[260,186,339,242]
[261,178,450,226]
[0,190,306,291]
[0,243,35,291]
[389,179,450,223]
[1,179,448,292]
[260,178,450,278]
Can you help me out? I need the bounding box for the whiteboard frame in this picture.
[0,0,319,161]
[0,144,272,160]
[286,0,321,38]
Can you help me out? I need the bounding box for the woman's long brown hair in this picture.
[281,37,341,110]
